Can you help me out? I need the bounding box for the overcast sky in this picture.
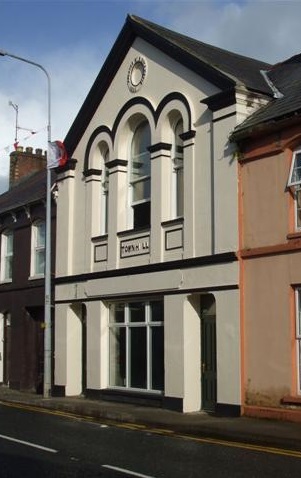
[0,0,300,192]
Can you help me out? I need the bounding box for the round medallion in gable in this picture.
[127,57,147,93]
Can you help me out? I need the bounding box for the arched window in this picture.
[101,147,109,235]
[171,118,184,218]
[130,121,151,228]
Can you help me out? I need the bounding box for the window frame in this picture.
[0,230,13,282]
[295,289,301,394]
[288,148,301,188]
[108,298,164,393]
[294,189,301,231]
[128,121,151,229]
[30,220,46,278]
[101,148,110,235]
[171,118,184,219]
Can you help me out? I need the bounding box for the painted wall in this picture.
[240,125,301,406]
[56,38,243,278]
[243,253,300,405]
[241,149,289,249]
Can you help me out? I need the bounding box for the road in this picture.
[0,402,301,477]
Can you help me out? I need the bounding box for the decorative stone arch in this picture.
[156,93,192,143]
[113,101,156,160]
[84,126,113,173]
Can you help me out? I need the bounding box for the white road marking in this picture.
[102,465,156,478]
[102,465,155,478]
[0,433,58,453]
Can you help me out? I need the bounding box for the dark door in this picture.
[26,307,44,394]
[3,313,11,385]
[201,295,217,412]
[82,304,87,394]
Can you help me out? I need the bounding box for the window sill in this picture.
[28,274,45,281]
[281,395,301,406]
[161,217,184,227]
[287,232,301,240]
[0,278,12,284]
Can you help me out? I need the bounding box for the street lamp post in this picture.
[0,49,52,398]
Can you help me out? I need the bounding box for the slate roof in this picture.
[232,53,301,139]
[64,14,271,157]
[131,16,271,93]
[0,169,48,216]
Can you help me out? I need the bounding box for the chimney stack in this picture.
[9,146,47,188]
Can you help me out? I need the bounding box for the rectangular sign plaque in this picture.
[120,235,150,258]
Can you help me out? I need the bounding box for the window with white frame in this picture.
[31,221,45,276]
[109,299,164,392]
[295,190,301,230]
[288,149,301,188]
[101,147,109,235]
[288,149,301,230]
[296,289,301,393]
[0,230,13,281]
[171,118,184,218]
[130,121,151,229]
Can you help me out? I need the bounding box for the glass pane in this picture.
[131,122,151,185]
[129,302,145,322]
[35,250,45,275]
[132,122,151,156]
[150,300,164,322]
[131,152,151,180]
[103,166,109,191]
[151,326,164,390]
[297,291,301,336]
[130,327,146,388]
[109,327,126,387]
[110,303,125,323]
[176,168,184,217]
[132,178,150,203]
[6,233,13,254]
[133,202,151,229]
[292,153,301,183]
[296,191,301,229]
[37,223,46,247]
[5,256,12,280]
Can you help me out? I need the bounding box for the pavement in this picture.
[1,386,301,452]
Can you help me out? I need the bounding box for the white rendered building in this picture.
[54,15,271,413]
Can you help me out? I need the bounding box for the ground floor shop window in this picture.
[109,299,164,392]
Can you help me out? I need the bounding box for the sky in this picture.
[1,0,301,192]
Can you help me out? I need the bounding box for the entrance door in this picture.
[201,294,217,412]
[81,304,87,394]
[3,313,11,385]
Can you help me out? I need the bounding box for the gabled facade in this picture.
[0,147,56,393]
[54,15,272,413]
[233,54,301,418]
